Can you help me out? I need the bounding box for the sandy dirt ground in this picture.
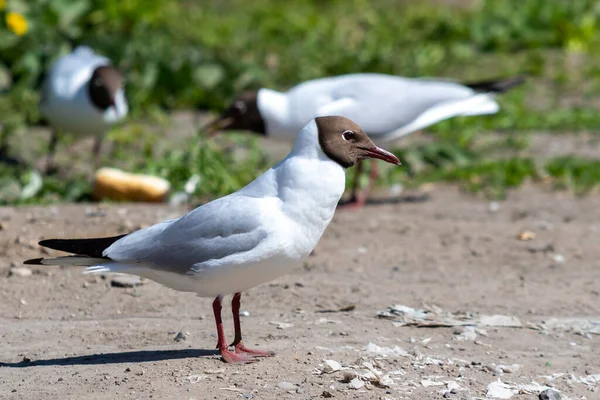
[0,185,599,400]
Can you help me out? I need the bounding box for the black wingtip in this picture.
[38,239,56,247]
[466,76,526,93]
[24,258,44,265]
[37,234,127,258]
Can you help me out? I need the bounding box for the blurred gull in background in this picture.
[40,46,128,173]
[206,73,524,208]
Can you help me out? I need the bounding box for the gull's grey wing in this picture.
[293,74,482,141]
[328,75,480,137]
[104,194,272,274]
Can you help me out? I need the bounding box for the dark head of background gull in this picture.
[88,65,125,111]
[204,91,265,135]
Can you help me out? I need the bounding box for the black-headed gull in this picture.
[40,46,128,172]
[205,73,524,208]
[25,116,401,364]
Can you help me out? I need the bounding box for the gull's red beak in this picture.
[363,146,402,165]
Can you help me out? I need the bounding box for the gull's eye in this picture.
[234,101,247,114]
[342,130,355,141]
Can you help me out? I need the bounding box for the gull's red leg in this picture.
[212,296,256,363]
[230,292,275,357]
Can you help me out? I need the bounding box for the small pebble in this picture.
[277,381,296,390]
[110,275,145,288]
[174,331,188,342]
[240,311,250,317]
[269,321,293,329]
[537,221,553,230]
[539,388,561,400]
[321,391,333,398]
[498,364,520,374]
[349,377,364,390]
[323,359,341,373]
[10,267,32,278]
[342,371,359,382]
[517,230,536,241]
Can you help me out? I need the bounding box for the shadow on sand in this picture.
[338,193,431,208]
[0,349,219,368]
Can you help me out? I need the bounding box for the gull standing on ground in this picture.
[25,116,401,364]
[204,73,524,208]
[40,46,128,172]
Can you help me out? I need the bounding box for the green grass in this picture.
[2,0,600,204]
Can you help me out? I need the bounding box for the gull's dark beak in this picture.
[363,146,402,165]
[202,114,234,137]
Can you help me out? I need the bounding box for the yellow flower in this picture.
[0,0,5,11]
[6,12,28,36]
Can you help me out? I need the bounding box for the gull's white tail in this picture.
[389,93,500,141]
[25,255,107,267]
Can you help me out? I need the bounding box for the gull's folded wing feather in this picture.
[316,97,358,118]
[314,75,498,141]
[103,194,277,274]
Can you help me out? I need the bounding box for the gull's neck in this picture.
[240,121,345,234]
[275,121,345,228]
[257,88,297,140]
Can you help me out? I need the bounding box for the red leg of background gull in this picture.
[44,130,59,174]
[338,160,365,210]
[364,160,380,199]
[338,160,379,210]
[230,292,275,357]
[92,135,104,170]
[350,159,364,202]
[212,296,256,363]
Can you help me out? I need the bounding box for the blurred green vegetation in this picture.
[1,0,600,204]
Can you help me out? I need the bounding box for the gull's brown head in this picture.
[203,91,265,136]
[88,65,124,111]
[315,116,401,168]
